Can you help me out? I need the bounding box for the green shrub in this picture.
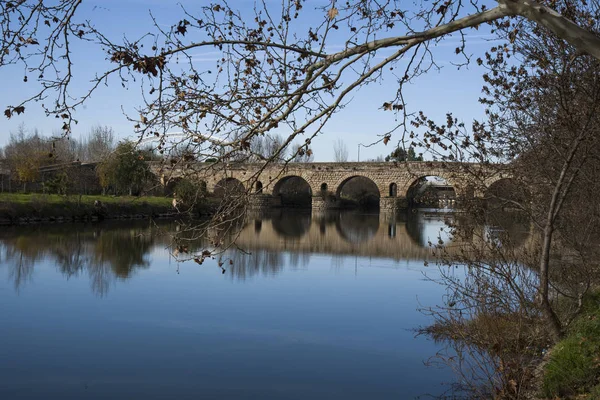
[44,172,70,195]
[174,178,207,212]
[586,384,600,399]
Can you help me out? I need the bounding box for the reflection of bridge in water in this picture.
[230,210,530,261]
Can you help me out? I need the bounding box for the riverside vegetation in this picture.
[542,293,600,399]
[0,193,174,224]
[0,128,221,223]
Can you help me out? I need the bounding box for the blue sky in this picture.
[0,0,501,161]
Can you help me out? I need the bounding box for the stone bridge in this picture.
[150,161,508,211]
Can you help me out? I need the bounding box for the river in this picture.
[0,209,522,399]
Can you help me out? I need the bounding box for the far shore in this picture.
[0,193,217,225]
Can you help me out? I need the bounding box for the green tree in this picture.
[174,178,207,213]
[44,171,70,195]
[96,141,151,196]
[385,146,422,162]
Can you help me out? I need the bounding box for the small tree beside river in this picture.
[96,141,151,196]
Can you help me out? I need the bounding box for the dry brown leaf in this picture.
[327,7,338,20]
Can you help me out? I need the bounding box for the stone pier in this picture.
[311,196,338,210]
[248,194,281,210]
[380,197,409,213]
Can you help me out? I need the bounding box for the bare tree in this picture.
[50,130,78,163]
[3,125,57,190]
[263,135,287,162]
[249,136,265,162]
[290,142,314,162]
[1,0,600,158]
[82,125,115,162]
[415,0,600,344]
[333,139,348,162]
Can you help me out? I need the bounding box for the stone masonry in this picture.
[152,161,507,211]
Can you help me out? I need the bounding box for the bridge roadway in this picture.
[151,161,508,211]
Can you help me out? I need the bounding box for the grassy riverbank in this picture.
[541,292,600,399]
[0,193,179,223]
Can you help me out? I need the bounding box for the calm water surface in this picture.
[0,210,465,399]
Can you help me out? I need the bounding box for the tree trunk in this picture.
[539,223,563,341]
[536,121,589,341]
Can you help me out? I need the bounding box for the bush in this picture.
[44,171,70,195]
[587,384,600,399]
[174,178,207,212]
[96,141,151,195]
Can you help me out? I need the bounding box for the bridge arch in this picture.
[213,177,245,197]
[334,174,381,210]
[273,175,313,207]
[404,174,459,208]
[485,177,529,210]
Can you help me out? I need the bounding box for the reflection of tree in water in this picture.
[86,227,154,295]
[313,211,339,235]
[335,212,379,244]
[168,216,244,256]
[288,251,311,269]
[87,261,114,297]
[53,234,86,278]
[222,248,311,281]
[1,232,49,291]
[0,222,156,296]
[0,212,532,293]
[90,228,153,278]
[3,245,36,292]
[222,249,283,280]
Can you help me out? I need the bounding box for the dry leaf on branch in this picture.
[327,7,338,20]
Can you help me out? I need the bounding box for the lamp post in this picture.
[357,143,364,162]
